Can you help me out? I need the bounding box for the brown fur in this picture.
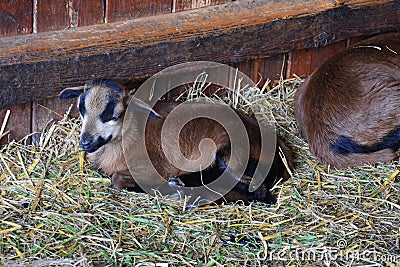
[295,32,400,167]
[60,80,294,203]
[105,100,293,203]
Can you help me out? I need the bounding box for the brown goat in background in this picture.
[60,79,293,205]
[295,32,400,168]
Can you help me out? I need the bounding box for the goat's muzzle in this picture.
[80,132,112,153]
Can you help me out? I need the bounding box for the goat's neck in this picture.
[88,137,127,175]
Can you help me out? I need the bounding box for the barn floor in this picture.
[0,78,399,267]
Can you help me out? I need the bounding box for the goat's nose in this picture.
[80,133,94,147]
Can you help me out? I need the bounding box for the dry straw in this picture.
[0,76,399,267]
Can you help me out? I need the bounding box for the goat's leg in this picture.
[111,172,144,192]
[216,154,277,204]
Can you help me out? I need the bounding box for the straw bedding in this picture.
[0,77,399,267]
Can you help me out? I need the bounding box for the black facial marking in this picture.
[80,134,112,153]
[78,92,87,117]
[332,126,400,155]
[112,113,122,121]
[90,79,122,92]
[100,94,118,123]
[104,80,123,92]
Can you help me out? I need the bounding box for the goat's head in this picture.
[59,79,128,153]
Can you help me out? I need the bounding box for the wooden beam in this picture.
[0,0,399,107]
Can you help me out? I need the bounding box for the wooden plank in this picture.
[287,40,347,78]
[0,103,31,144]
[36,0,104,29]
[0,1,32,141]
[236,55,287,87]
[107,0,173,23]
[33,0,71,134]
[32,0,105,132]
[0,0,398,107]
[32,98,78,133]
[174,0,232,11]
[36,0,69,32]
[37,0,104,30]
[0,0,32,36]
[72,0,105,26]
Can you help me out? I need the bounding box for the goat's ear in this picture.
[59,86,85,99]
[128,98,162,119]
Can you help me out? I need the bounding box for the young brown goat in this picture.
[60,78,293,204]
[295,32,400,168]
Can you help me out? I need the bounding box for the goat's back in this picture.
[133,100,292,186]
[295,32,400,167]
[143,101,263,176]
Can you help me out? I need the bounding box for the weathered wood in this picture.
[0,0,399,107]
[0,1,33,142]
[0,0,32,36]
[36,0,69,32]
[174,0,232,11]
[32,0,105,134]
[107,0,172,22]
[346,35,374,47]
[0,103,31,144]
[36,0,104,31]
[32,98,78,133]
[236,55,287,87]
[287,40,347,78]
[34,0,72,135]
[73,0,105,26]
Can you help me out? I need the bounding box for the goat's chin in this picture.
[82,135,112,153]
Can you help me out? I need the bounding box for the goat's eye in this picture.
[111,113,121,121]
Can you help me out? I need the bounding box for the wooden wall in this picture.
[0,0,233,143]
[0,0,397,144]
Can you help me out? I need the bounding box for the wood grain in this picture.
[33,0,104,133]
[32,98,78,133]
[174,0,232,11]
[0,103,31,144]
[0,0,398,107]
[0,0,32,36]
[73,0,105,26]
[0,1,33,141]
[36,0,104,31]
[287,40,347,78]
[236,55,287,87]
[107,0,172,22]
[36,0,69,32]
